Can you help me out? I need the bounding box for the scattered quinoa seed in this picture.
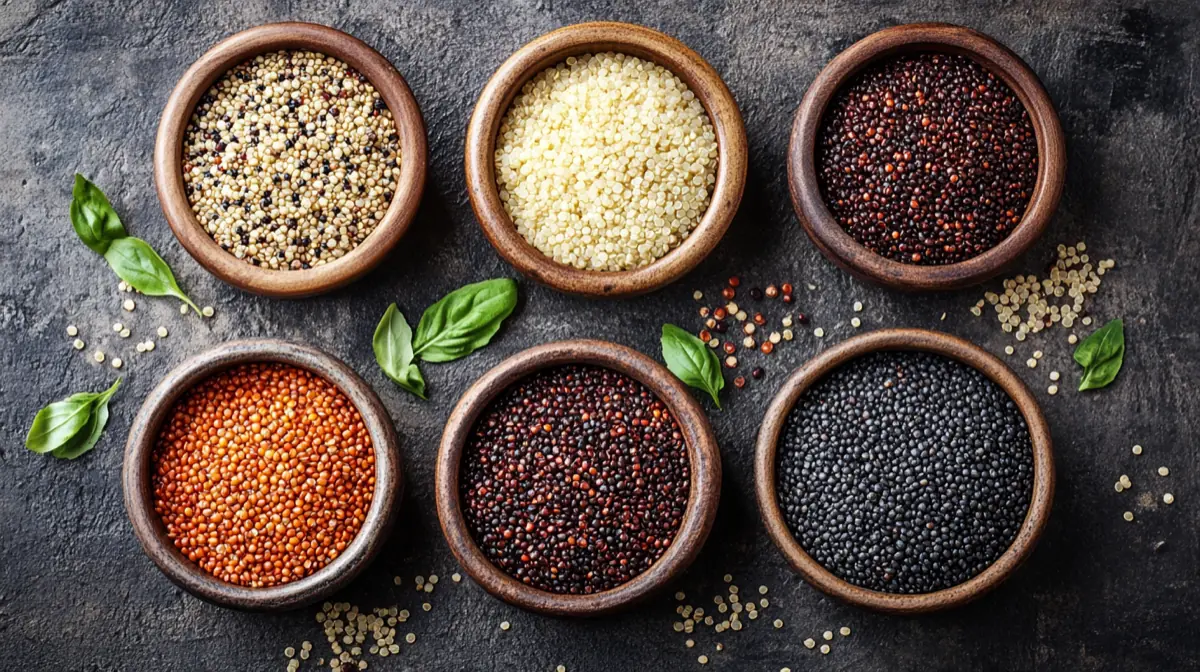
[93,350,105,363]
[839,626,851,636]
[1123,511,1134,522]
[851,317,862,328]
[853,301,863,312]
[813,327,825,338]
[113,322,123,332]
[820,644,831,655]
[1132,444,1143,455]
[804,638,816,649]
[1158,467,1170,476]
[452,573,462,583]
[1026,358,1038,368]
[123,299,135,311]
[500,621,511,631]
[111,358,123,369]
[66,325,78,336]
[1050,371,1060,381]
[202,306,215,317]
[1048,385,1058,395]
[73,339,85,350]
[180,304,189,315]
[1163,493,1175,504]
[823,631,833,641]
[1004,346,1014,355]
[698,655,709,665]
[157,326,168,338]
[773,619,784,629]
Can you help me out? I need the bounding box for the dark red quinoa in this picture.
[816,52,1039,265]
[460,364,691,595]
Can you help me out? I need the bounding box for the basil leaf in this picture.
[1079,343,1124,391]
[373,303,426,399]
[26,379,120,457]
[413,279,518,363]
[104,237,202,315]
[661,323,723,409]
[1073,318,1124,370]
[70,174,127,254]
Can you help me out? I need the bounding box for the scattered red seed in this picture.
[733,376,746,389]
[727,276,741,288]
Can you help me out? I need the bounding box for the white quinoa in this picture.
[183,51,401,270]
[494,52,718,271]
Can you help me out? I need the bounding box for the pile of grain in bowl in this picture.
[151,363,375,587]
[494,52,718,272]
[183,51,401,270]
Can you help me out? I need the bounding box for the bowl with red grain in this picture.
[788,23,1066,291]
[435,339,722,616]
[122,339,403,611]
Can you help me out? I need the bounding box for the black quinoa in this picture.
[775,351,1033,594]
[460,364,691,595]
[816,52,1038,265]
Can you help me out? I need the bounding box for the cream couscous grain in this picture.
[495,52,717,271]
[183,51,401,270]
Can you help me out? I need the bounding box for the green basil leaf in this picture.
[52,378,121,459]
[1079,342,1124,391]
[70,174,127,254]
[413,279,518,363]
[26,393,98,454]
[104,237,202,315]
[1073,318,1124,370]
[373,303,426,399]
[661,323,723,409]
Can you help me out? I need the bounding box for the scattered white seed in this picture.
[693,291,703,301]
[1120,475,1132,488]
[1132,444,1143,455]
[782,329,794,341]
[820,644,831,655]
[201,306,215,317]
[758,585,768,595]
[698,655,709,665]
[1050,371,1060,381]
[452,573,462,583]
[1068,334,1078,344]
[685,639,694,648]
[940,312,947,321]
[180,304,189,315]
[1123,511,1134,522]
[1158,466,1170,477]
[119,328,130,338]
[136,342,147,353]
[93,350,105,363]
[111,358,123,369]
[769,331,781,344]
[723,574,733,583]
[804,638,816,649]
[157,326,168,338]
[675,591,686,601]
[405,633,416,644]
[113,322,123,332]
[1115,481,1125,493]
[839,626,851,637]
[823,630,833,641]
[146,340,155,351]
[782,315,793,327]
[1163,493,1175,505]
[118,281,128,292]
[123,299,135,312]
[773,619,784,629]
[851,317,862,328]
[66,325,78,337]
[1082,316,1092,325]
[422,602,431,612]
[813,327,825,338]
[1026,358,1038,369]
[1033,350,1043,359]
[500,621,511,631]
[852,301,863,312]
[557,666,567,672]
[1004,345,1014,356]
[73,339,85,350]
[1048,385,1058,395]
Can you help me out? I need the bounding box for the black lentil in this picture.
[461,364,691,595]
[816,53,1038,265]
[776,351,1033,594]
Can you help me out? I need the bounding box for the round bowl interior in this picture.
[435,339,722,616]
[464,21,748,298]
[122,339,403,611]
[154,22,427,299]
[754,328,1054,614]
[787,23,1066,291]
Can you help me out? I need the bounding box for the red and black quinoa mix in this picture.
[460,364,691,594]
[816,52,1038,265]
[776,351,1033,594]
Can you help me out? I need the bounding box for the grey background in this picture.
[1,0,1197,670]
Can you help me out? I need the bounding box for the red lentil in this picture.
[151,363,376,587]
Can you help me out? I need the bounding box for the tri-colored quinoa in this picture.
[816,52,1038,266]
[151,363,375,587]
[460,364,691,594]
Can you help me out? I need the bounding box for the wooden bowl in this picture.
[787,23,1066,291]
[464,22,748,298]
[121,339,403,611]
[154,22,427,298]
[435,339,722,616]
[754,328,1054,614]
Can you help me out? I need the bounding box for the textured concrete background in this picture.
[1,0,1197,670]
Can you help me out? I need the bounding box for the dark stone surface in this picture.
[1,0,1197,670]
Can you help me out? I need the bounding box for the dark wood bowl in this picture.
[464,22,748,298]
[754,328,1054,614]
[121,340,403,611]
[154,22,427,299]
[435,339,722,616]
[787,23,1066,291]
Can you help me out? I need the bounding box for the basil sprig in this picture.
[70,174,203,315]
[373,279,518,399]
[661,323,724,408]
[25,378,121,459]
[1074,318,1125,391]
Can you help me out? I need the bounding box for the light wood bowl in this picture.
[154,22,427,298]
[435,339,722,616]
[787,23,1066,291]
[122,340,403,611]
[464,22,748,298]
[754,329,1054,614]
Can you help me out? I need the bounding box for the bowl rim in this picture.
[787,22,1067,291]
[435,339,722,616]
[464,21,748,298]
[153,21,428,299]
[753,328,1055,614]
[121,339,403,611]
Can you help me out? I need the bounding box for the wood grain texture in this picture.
[754,328,1055,614]
[464,21,748,298]
[435,339,722,616]
[787,23,1067,291]
[121,340,404,611]
[153,22,427,299]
